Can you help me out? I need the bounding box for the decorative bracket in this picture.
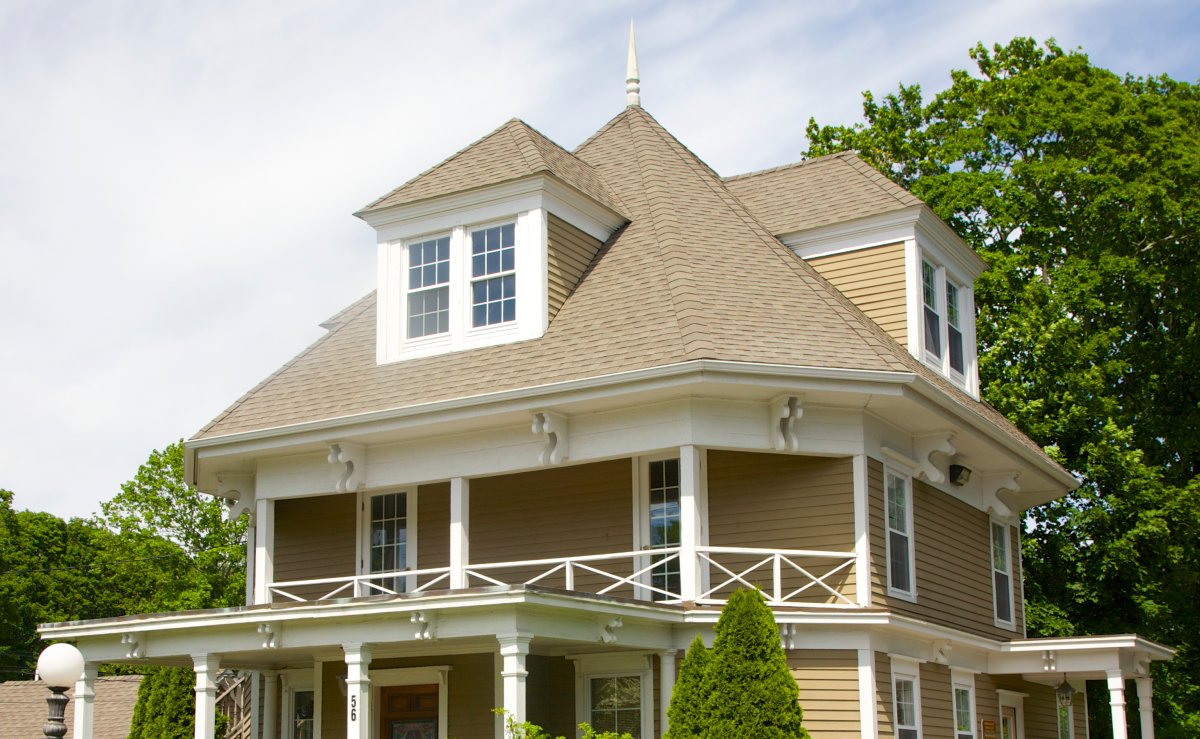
[779,623,797,650]
[913,432,956,484]
[531,411,569,465]
[257,623,279,649]
[121,633,143,659]
[411,611,437,641]
[770,395,803,452]
[931,641,953,665]
[1042,649,1057,671]
[981,472,1021,521]
[217,472,256,520]
[328,443,366,494]
[598,616,623,644]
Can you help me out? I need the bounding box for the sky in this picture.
[1,0,1197,520]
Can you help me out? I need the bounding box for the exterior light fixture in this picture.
[36,642,85,739]
[1055,678,1075,708]
[949,464,972,486]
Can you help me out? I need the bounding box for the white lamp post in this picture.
[36,643,85,739]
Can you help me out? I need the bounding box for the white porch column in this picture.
[262,670,279,739]
[659,650,676,736]
[851,454,872,606]
[1107,669,1129,739]
[254,498,275,604]
[73,662,97,739]
[498,634,531,726]
[1136,677,1155,739]
[344,643,372,739]
[193,654,220,739]
[244,517,256,606]
[450,477,470,589]
[678,445,705,602]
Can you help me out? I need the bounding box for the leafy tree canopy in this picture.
[807,37,1200,736]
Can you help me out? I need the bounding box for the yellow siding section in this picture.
[920,663,954,737]
[868,458,1022,639]
[790,650,860,738]
[809,242,908,347]
[273,494,356,600]
[708,452,856,602]
[417,482,450,573]
[993,676,1063,739]
[975,672,1000,730]
[547,214,602,321]
[875,652,894,739]
[470,459,633,594]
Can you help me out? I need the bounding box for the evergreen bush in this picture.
[128,666,227,739]
[665,634,710,737]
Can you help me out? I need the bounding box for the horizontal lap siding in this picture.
[707,452,856,603]
[274,494,356,600]
[470,459,633,595]
[921,662,954,738]
[876,652,894,739]
[869,458,1020,639]
[975,672,1000,730]
[418,482,450,580]
[547,214,602,322]
[994,676,1061,739]
[789,650,860,738]
[809,242,908,347]
[527,656,577,738]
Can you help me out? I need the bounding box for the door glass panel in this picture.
[647,459,680,600]
[293,690,314,739]
[369,492,407,594]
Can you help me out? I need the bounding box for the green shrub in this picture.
[128,666,228,739]
[665,634,711,737]
[495,710,633,739]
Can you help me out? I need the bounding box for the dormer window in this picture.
[470,222,517,327]
[917,254,977,393]
[407,235,450,338]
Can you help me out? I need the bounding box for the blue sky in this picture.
[1,0,1197,519]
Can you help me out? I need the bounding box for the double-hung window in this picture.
[407,235,451,338]
[922,260,941,361]
[892,662,921,739]
[946,282,965,375]
[470,223,516,327]
[646,458,682,601]
[362,491,416,594]
[886,470,915,598]
[991,521,1014,626]
[917,255,975,392]
[590,675,642,738]
[952,675,976,739]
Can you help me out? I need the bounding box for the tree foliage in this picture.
[807,37,1200,736]
[667,589,808,739]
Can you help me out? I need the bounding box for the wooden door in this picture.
[379,684,438,739]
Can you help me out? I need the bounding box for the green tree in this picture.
[807,37,1200,736]
[665,635,710,738]
[127,665,224,739]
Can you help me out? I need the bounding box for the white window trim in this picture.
[357,488,419,591]
[573,653,654,739]
[884,465,917,602]
[997,689,1027,739]
[633,454,682,601]
[905,238,980,397]
[280,669,317,739]
[891,655,922,739]
[378,209,548,363]
[951,669,977,739]
[990,518,1016,629]
[369,666,452,739]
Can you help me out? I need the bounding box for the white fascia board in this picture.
[1003,635,1176,660]
[781,206,922,259]
[914,207,989,281]
[188,361,916,462]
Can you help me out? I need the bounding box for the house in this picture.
[0,675,141,738]
[41,32,1172,739]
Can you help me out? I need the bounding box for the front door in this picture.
[379,684,438,739]
[1000,706,1019,739]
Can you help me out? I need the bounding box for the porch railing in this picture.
[266,546,858,607]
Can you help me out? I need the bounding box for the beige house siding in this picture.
[975,672,1000,732]
[868,458,1022,639]
[273,493,357,600]
[547,213,603,322]
[808,242,908,347]
[470,459,633,594]
[993,676,1065,739]
[527,655,577,737]
[418,482,451,572]
[875,651,894,739]
[789,649,860,738]
[920,662,954,737]
[708,452,856,602]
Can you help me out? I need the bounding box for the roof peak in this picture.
[626,20,640,107]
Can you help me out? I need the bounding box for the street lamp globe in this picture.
[36,643,85,688]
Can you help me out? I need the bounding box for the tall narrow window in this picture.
[947,282,964,374]
[922,260,941,359]
[648,459,681,600]
[894,674,920,739]
[886,471,914,596]
[991,521,1013,624]
[369,492,408,593]
[1057,704,1073,739]
[471,223,516,327]
[590,676,642,738]
[292,690,314,739]
[954,685,976,739]
[407,236,450,338]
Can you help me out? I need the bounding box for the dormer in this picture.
[356,120,627,364]
[725,152,988,397]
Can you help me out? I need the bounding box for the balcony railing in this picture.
[267,546,858,607]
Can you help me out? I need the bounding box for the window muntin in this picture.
[648,459,681,600]
[470,223,516,327]
[406,236,451,338]
[367,491,410,594]
[590,676,642,738]
[922,260,941,359]
[991,521,1013,624]
[894,674,920,739]
[954,685,976,739]
[947,282,964,375]
[886,471,914,596]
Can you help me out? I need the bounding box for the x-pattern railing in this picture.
[697,546,857,606]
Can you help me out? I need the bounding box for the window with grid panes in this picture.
[647,459,681,600]
[894,675,920,739]
[922,260,941,360]
[470,223,516,327]
[590,676,641,738]
[947,282,965,375]
[406,235,450,338]
[886,471,914,596]
[991,521,1013,624]
[369,492,407,593]
[954,685,975,739]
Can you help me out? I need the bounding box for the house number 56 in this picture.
[350,694,357,722]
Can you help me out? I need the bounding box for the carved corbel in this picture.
[770,395,803,452]
[327,443,366,494]
[1042,649,1057,671]
[411,611,437,641]
[217,472,256,520]
[257,623,279,649]
[121,633,144,659]
[531,411,569,465]
[981,472,1021,521]
[931,641,953,665]
[913,432,956,483]
[598,616,623,644]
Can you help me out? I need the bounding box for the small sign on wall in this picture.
[980,719,998,739]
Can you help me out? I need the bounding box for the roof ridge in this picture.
[503,118,544,173]
[722,150,854,181]
[838,154,923,208]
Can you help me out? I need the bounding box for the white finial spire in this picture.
[626,20,640,107]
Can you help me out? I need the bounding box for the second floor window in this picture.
[407,236,451,338]
[946,282,964,375]
[648,458,681,600]
[922,260,941,359]
[369,492,408,588]
[991,521,1014,625]
[471,223,516,327]
[886,470,915,597]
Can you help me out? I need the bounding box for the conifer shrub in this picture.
[665,634,711,737]
[128,666,227,739]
